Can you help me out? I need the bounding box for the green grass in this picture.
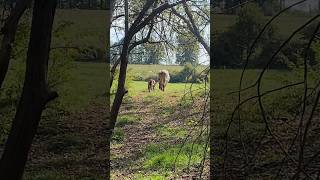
[116,115,141,127]
[125,81,205,99]
[212,69,294,95]
[53,9,107,49]
[209,68,320,177]
[56,62,108,112]
[112,128,125,142]
[143,143,206,171]
[157,125,187,138]
[127,64,206,81]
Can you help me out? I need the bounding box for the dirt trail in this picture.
[111,95,207,179]
[111,97,171,173]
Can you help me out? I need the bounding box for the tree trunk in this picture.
[0,0,58,178]
[0,0,32,89]
[106,0,116,179]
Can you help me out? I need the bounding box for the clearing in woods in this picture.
[19,62,295,179]
[111,74,210,178]
[20,63,209,179]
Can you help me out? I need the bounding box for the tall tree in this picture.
[176,31,199,65]
[213,3,274,68]
[0,0,58,178]
[128,45,144,64]
[143,42,164,64]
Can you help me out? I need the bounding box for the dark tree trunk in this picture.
[0,0,58,178]
[0,0,32,89]
[107,0,117,178]
[106,0,115,179]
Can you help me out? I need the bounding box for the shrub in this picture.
[112,129,125,142]
[170,63,202,83]
[144,74,158,82]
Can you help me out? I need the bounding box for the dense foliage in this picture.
[213,3,320,69]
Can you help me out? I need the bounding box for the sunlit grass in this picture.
[143,143,206,171]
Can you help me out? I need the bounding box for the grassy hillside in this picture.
[127,64,207,81]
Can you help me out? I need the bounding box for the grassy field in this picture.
[5,62,208,179]
[102,63,209,178]
[211,67,320,178]
[56,62,108,111]
[111,76,209,179]
[54,62,304,179]
[2,58,311,179]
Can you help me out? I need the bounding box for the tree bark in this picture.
[0,0,58,178]
[0,0,32,89]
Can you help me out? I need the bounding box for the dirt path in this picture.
[111,95,209,179]
[111,97,171,174]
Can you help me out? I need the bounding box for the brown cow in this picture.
[158,70,170,91]
[148,79,156,92]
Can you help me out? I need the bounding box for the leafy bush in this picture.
[213,3,276,68]
[112,128,125,142]
[144,74,158,82]
[170,63,202,83]
[133,74,145,81]
[143,143,205,171]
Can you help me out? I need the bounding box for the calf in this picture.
[148,79,156,92]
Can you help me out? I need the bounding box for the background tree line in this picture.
[213,3,320,69]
